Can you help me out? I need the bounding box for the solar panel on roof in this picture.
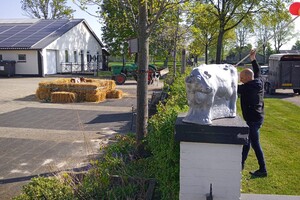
[0,25,31,44]
[0,26,14,33]
[13,19,70,47]
[0,19,84,49]
[32,19,83,49]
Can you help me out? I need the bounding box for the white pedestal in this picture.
[175,114,248,200]
[180,142,242,200]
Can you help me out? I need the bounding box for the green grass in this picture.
[108,61,182,68]
[240,98,300,195]
[97,70,112,77]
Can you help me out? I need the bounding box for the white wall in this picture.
[45,21,103,73]
[0,50,38,75]
[180,142,243,200]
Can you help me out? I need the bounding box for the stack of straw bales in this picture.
[36,78,122,103]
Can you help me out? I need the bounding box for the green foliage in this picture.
[253,0,294,53]
[13,177,75,200]
[187,3,218,60]
[21,0,75,19]
[147,71,189,199]
[99,0,136,57]
[201,0,261,63]
[78,134,154,199]
[292,40,300,50]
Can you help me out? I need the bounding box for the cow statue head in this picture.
[183,64,238,125]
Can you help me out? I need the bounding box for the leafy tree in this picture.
[253,0,294,54]
[21,0,75,19]
[269,0,294,52]
[75,0,186,150]
[253,13,272,63]
[202,0,259,64]
[187,3,218,64]
[97,0,136,57]
[135,0,188,149]
[292,40,300,50]
[234,17,254,62]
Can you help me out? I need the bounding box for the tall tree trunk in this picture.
[205,44,208,64]
[262,44,266,64]
[164,57,168,68]
[216,30,225,64]
[181,49,186,74]
[173,8,180,77]
[136,0,149,148]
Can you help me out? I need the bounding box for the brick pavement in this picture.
[0,76,162,199]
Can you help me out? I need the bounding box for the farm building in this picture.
[0,18,106,77]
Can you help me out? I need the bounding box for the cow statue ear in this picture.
[204,71,211,78]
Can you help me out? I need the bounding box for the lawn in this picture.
[240,98,300,195]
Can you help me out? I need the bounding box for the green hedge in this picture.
[146,72,189,199]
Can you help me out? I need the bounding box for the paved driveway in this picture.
[265,89,300,107]
[0,76,163,199]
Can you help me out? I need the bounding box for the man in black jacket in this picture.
[238,49,267,177]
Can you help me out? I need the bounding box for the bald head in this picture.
[240,68,254,83]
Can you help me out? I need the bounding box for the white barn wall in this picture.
[0,50,38,75]
[45,22,103,73]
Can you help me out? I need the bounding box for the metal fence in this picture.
[60,62,101,74]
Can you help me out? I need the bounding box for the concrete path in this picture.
[0,76,162,199]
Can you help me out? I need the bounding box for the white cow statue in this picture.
[183,64,238,125]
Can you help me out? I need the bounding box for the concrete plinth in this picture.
[175,113,249,200]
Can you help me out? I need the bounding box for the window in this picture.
[65,50,69,62]
[0,54,2,60]
[18,54,26,62]
[74,51,78,63]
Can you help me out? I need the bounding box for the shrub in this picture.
[146,71,189,199]
[13,177,76,200]
[78,134,154,199]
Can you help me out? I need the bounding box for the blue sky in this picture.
[0,0,299,49]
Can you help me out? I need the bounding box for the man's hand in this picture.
[250,49,256,61]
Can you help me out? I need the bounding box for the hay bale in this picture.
[85,90,106,102]
[36,79,120,103]
[36,87,51,101]
[88,79,116,91]
[36,81,53,101]
[106,89,123,99]
[51,92,77,103]
[100,80,116,90]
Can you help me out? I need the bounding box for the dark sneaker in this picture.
[249,170,268,177]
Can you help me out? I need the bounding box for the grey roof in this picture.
[0,19,103,50]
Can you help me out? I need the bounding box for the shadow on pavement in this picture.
[15,94,38,102]
[86,113,132,124]
[0,165,90,185]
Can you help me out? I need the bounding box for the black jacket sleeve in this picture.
[252,60,261,79]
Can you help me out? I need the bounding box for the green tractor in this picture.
[111,63,159,85]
